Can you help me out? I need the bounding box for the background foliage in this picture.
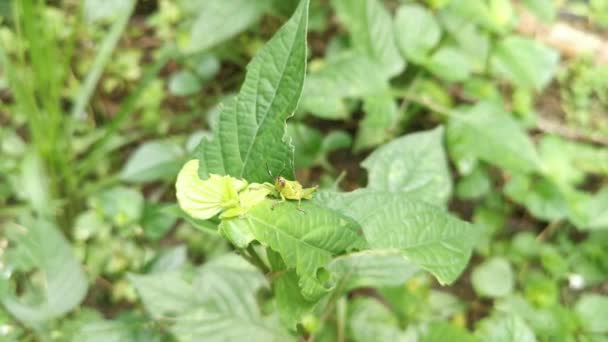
[1,0,608,341]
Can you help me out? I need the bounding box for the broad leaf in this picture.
[287,123,352,169]
[456,165,491,199]
[439,11,490,72]
[316,190,479,285]
[504,175,568,222]
[422,322,479,342]
[73,317,161,342]
[443,0,508,33]
[475,314,537,342]
[18,150,51,217]
[425,46,474,82]
[332,0,405,77]
[168,70,202,96]
[348,298,407,342]
[148,245,188,274]
[354,93,399,151]
[491,36,559,91]
[471,257,514,298]
[495,295,579,338]
[522,0,557,22]
[84,0,132,23]
[327,250,420,291]
[267,250,316,330]
[447,101,540,173]
[575,294,608,334]
[1,219,88,325]
[394,4,441,63]
[130,255,292,341]
[120,140,185,183]
[196,0,309,183]
[129,271,198,319]
[222,200,363,300]
[185,0,271,52]
[90,186,144,226]
[567,187,608,231]
[302,53,387,119]
[362,127,452,206]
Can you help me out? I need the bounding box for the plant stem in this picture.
[336,297,347,342]
[391,89,457,118]
[537,220,563,242]
[246,245,270,273]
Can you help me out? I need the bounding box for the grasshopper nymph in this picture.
[265,164,317,210]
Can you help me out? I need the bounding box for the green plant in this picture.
[2,0,608,340]
[146,1,478,338]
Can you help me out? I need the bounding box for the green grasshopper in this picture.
[264,163,317,209]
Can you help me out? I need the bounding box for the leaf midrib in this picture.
[248,215,332,257]
[458,111,537,168]
[239,9,305,177]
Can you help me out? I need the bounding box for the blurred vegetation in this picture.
[0,0,607,341]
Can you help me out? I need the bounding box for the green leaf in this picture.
[287,123,323,169]
[120,140,185,183]
[148,245,188,273]
[491,36,559,91]
[354,92,399,151]
[537,135,585,186]
[316,191,478,285]
[471,257,514,298]
[545,136,608,178]
[422,322,479,342]
[273,270,316,331]
[475,314,537,342]
[327,250,420,291]
[447,101,540,173]
[84,0,132,23]
[287,123,351,169]
[456,165,491,199]
[73,317,161,342]
[1,219,88,325]
[131,255,292,341]
[186,0,271,52]
[522,0,557,22]
[196,0,309,183]
[332,0,404,77]
[442,0,507,34]
[168,70,202,96]
[18,150,51,217]
[439,11,490,73]
[575,294,608,334]
[567,187,608,230]
[496,295,579,338]
[192,54,221,81]
[425,46,474,82]
[302,53,387,119]
[394,4,441,64]
[141,203,178,241]
[487,0,515,31]
[129,271,198,319]
[321,131,352,153]
[222,200,363,300]
[361,127,452,206]
[90,186,144,226]
[267,250,316,330]
[348,298,406,342]
[504,175,568,221]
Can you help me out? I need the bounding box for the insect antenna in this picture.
[266,161,287,179]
